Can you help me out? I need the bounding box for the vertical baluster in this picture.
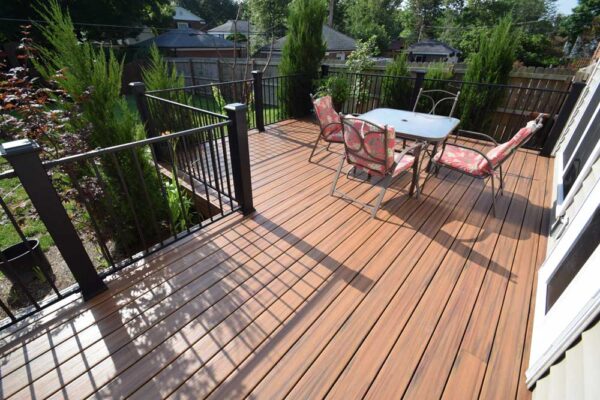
[131,149,163,246]
[109,152,148,252]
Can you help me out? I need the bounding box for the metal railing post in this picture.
[0,139,107,300]
[541,81,585,156]
[129,82,156,138]
[225,103,254,215]
[410,70,426,110]
[252,70,265,132]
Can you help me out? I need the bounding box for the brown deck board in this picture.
[0,119,551,400]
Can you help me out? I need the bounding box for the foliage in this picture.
[559,0,600,41]
[316,75,351,110]
[459,17,519,131]
[226,32,248,42]
[211,86,227,113]
[142,44,190,106]
[0,0,173,42]
[33,0,169,253]
[0,29,90,159]
[345,36,377,109]
[345,36,377,74]
[177,0,238,27]
[249,0,291,52]
[279,0,327,117]
[382,52,412,109]
[142,45,185,92]
[343,0,402,52]
[164,140,192,232]
[431,0,561,66]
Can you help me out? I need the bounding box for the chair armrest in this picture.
[457,129,499,145]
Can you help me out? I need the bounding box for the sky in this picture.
[556,0,578,15]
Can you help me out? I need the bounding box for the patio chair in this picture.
[423,115,546,216]
[413,88,461,117]
[330,115,425,218]
[309,94,345,162]
[413,88,461,145]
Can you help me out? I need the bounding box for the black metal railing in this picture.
[0,95,253,330]
[145,79,257,130]
[261,74,308,125]
[326,70,572,150]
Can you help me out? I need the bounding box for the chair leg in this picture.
[409,158,420,198]
[499,166,504,195]
[371,175,392,218]
[309,135,322,162]
[422,162,435,193]
[490,174,497,217]
[327,142,332,151]
[330,156,345,196]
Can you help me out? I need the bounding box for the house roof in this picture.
[135,28,235,49]
[269,25,357,52]
[173,6,205,23]
[208,20,256,34]
[407,39,460,56]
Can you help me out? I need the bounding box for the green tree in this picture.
[249,0,291,52]
[279,0,327,116]
[34,1,169,253]
[0,0,173,41]
[177,0,238,27]
[343,0,402,52]
[382,52,412,109]
[560,0,600,41]
[459,17,519,131]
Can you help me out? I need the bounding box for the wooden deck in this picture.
[0,119,552,399]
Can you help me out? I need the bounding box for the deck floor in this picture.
[0,119,552,399]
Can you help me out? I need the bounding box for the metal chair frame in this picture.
[309,93,344,162]
[413,88,461,118]
[330,116,424,218]
[423,115,545,216]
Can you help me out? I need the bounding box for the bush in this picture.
[279,0,327,117]
[459,17,519,131]
[34,1,169,254]
[316,75,351,111]
[382,52,412,110]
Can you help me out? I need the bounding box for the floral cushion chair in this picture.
[310,94,345,162]
[330,116,425,218]
[425,115,546,215]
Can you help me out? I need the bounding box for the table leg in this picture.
[426,142,438,172]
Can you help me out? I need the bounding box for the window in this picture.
[546,206,600,311]
[177,22,189,29]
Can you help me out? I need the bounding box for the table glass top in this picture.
[359,108,460,141]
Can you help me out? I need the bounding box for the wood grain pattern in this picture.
[0,119,551,400]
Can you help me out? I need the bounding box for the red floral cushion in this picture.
[343,117,396,175]
[313,95,343,142]
[478,123,536,171]
[433,145,490,177]
[392,152,415,177]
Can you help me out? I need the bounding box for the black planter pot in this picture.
[0,239,53,285]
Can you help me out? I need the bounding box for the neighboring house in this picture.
[173,6,205,30]
[526,60,600,398]
[208,20,256,40]
[134,28,240,58]
[407,39,461,63]
[260,25,357,61]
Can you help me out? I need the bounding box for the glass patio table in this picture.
[359,108,460,169]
